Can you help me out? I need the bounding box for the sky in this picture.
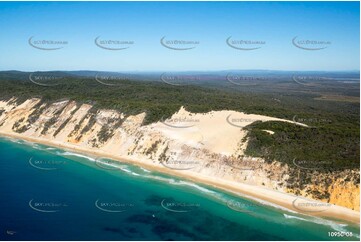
[0,1,359,72]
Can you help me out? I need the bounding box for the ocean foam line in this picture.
[2,136,18,143]
[175,180,216,194]
[96,159,126,169]
[135,172,230,203]
[5,137,50,152]
[57,151,96,161]
[172,180,232,204]
[119,167,140,176]
[21,139,36,146]
[120,168,131,173]
[57,152,140,176]
[29,143,358,232]
[32,144,43,150]
[233,191,299,215]
[236,186,358,231]
[144,174,176,184]
[223,192,357,233]
[283,214,308,222]
[8,137,56,152]
[140,167,151,173]
[283,214,355,235]
[6,137,29,145]
[11,140,23,144]
[154,176,229,203]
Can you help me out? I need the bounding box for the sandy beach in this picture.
[1,131,359,224]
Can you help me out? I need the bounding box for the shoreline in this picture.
[0,131,359,224]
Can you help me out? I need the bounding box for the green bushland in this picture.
[244,121,359,170]
[0,76,359,170]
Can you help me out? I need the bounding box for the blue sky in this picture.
[0,1,359,71]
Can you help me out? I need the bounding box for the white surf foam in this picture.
[96,160,124,169]
[174,180,216,194]
[32,144,40,149]
[120,167,141,176]
[232,191,299,215]
[284,214,308,222]
[57,151,96,161]
[140,167,151,173]
[144,174,176,184]
[120,168,131,173]
[283,214,353,234]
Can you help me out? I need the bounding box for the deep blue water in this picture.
[0,136,359,241]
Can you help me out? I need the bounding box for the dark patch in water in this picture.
[143,194,172,206]
[103,226,145,240]
[126,214,159,225]
[127,227,138,234]
[152,225,195,241]
[103,227,127,236]
[126,207,285,241]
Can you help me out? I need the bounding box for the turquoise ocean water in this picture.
[0,136,359,241]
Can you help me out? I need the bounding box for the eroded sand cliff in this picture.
[0,97,359,213]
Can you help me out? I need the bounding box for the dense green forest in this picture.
[0,73,359,170]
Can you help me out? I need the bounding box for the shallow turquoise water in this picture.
[0,136,359,241]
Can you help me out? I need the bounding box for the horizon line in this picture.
[1,69,360,73]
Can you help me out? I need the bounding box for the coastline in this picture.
[0,131,359,224]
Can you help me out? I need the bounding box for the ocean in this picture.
[0,136,359,241]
